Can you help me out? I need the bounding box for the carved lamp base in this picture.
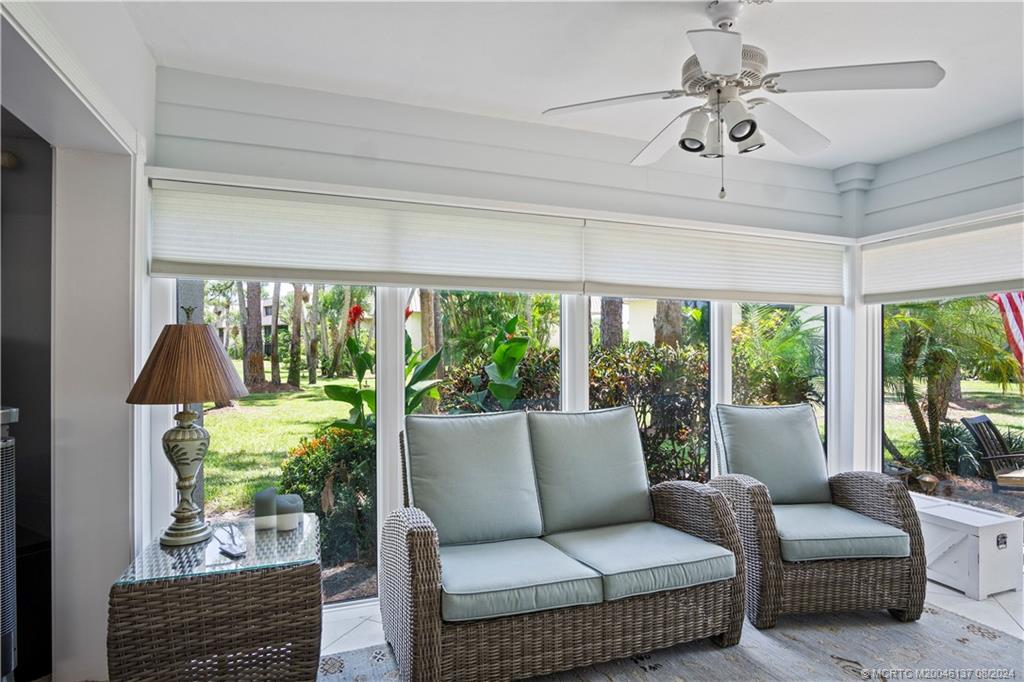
[160,410,213,546]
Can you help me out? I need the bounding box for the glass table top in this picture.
[116,513,319,585]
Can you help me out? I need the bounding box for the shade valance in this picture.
[151,180,847,304]
[861,219,1024,304]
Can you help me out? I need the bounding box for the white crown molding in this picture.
[2,3,137,154]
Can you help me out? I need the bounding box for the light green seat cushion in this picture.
[714,403,831,504]
[405,412,542,545]
[528,407,652,534]
[543,522,736,600]
[772,503,911,562]
[439,538,603,621]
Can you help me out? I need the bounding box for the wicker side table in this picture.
[108,514,322,681]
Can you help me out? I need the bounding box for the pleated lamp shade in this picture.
[126,322,248,405]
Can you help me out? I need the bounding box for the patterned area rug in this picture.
[317,604,1021,681]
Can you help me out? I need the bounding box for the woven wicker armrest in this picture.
[829,471,923,538]
[379,507,442,681]
[709,473,781,562]
[651,480,742,551]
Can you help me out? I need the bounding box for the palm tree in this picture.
[600,297,624,349]
[270,282,282,385]
[244,281,265,387]
[288,283,304,387]
[731,304,824,407]
[307,283,321,384]
[654,299,685,348]
[882,296,1020,473]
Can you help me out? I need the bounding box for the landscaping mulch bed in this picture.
[933,474,1024,517]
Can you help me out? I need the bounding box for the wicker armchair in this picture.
[709,405,925,630]
[380,411,747,682]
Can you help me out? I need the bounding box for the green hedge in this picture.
[280,427,376,567]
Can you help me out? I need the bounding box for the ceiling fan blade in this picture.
[542,90,687,116]
[630,107,703,166]
[686,29,742,77]
[764,60,945,93]
[747,98,830,156]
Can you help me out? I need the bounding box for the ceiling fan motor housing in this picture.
[681,44,768,94]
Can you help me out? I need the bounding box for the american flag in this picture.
[990,291,1024,373]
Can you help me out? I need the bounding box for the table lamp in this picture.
[127,307,248,545]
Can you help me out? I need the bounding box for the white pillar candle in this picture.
[254,487,278,530]
[276,493,303,532]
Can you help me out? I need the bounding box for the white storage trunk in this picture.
[911,493,1023,600]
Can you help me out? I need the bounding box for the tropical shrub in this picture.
[590,341,710,483]
[325,332,441,430]
[280,427,376,566]
[439,347,560,412]
[732,304,824,407]
[898,422,1024,479]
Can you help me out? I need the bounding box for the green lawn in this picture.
[884,379,1023,457]
[202,359,372,513]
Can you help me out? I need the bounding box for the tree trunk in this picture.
[419,289,439,413]
[936,364,962,420]
[220,299,231,350]
[328,286,353,377]
[600,297,624,349]
[433,292,445,380]
[235,281,247,369]
[882,430,905,464]
[901,330,935,470]
[319,290,330,371]
[307,284,321,384]
[654,299,684,348]
[244,281,265,387]
[270,282,282,385]
[288,283,304,387]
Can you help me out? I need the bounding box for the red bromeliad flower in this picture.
[347,304,365,327]
[404,306,413,320]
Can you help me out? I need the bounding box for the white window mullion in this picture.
[560,294,590,412]
[376,287,408,541]
[709,301,732,478]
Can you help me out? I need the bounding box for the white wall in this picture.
[862,120,1024,236]
[52,147,135,681]
[29,1,156,151]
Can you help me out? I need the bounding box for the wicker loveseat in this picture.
[380,407,746,681]
[709,403,926,630]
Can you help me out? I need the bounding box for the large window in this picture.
[181,279,378,605]
[589,297,711,483]
[731,303,827,441]
[407,288,560,414]
[882,295,1023,516]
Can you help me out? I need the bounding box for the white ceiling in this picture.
[126,2,1024,169]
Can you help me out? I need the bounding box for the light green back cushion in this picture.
[405,412,543,545]
[528,407,652,534]
[714,403,831,504]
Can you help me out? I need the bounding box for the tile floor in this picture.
[319,580,1024,655]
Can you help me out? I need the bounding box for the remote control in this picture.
[219,543,247,559]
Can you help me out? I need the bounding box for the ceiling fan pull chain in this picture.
[717,88,727,200]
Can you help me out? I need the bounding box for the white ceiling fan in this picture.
[542,0,945,170]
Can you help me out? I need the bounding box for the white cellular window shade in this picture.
[584,221,846,304]
[150,181,585,293]
[862,221,1024,304]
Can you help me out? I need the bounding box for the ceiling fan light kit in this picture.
[542,0,946,197]
[738,129,766,154]
[679,111,712,152]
